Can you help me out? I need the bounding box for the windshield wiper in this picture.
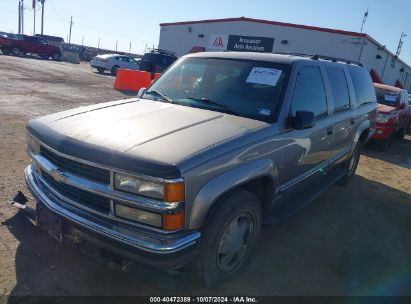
[143,90,173,103]
[186,97,240,116]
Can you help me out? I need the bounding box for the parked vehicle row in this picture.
[0,34,62,60]
[24,52,378,286]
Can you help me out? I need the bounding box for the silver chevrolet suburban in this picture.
[24,52,377,286]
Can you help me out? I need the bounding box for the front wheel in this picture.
[1,48,10,55]
[39,54,49,59]
[337,142,361,186]
[51,52,61,61]
[374,136,391,151]
[97,67,104,73]
[192,189,262,287]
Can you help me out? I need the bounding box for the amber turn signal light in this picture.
[164,182,185,202]
[162,211,185,231]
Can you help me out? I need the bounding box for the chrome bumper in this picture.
[25,165,200,255]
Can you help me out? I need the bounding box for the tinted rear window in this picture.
[347,66,376,106]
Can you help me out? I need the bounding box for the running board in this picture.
[263,167,346,225]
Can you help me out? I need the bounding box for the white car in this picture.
[91,54,140,76]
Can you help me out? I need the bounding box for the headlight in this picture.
[376,113,389,123]
[114,173,184,202]
[26,132,40,154]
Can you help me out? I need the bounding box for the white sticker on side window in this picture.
[246,67,282,86]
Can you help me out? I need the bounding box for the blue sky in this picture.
[0,0,410,63]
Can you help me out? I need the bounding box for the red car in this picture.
[372,83,410,151]
[0,34,62,61]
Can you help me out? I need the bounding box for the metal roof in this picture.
[160,17,366,38]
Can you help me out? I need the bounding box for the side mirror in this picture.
[137,88,147,98]
[293,111,316,130]
[399,102,406,109]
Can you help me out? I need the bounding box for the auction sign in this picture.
[227,35,274,53]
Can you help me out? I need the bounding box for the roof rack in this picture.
[275,52,363,67]
[311,54,363,67]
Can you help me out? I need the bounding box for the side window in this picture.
[291,66,328,117]
[326,67,350,111]
[347,66,376,106]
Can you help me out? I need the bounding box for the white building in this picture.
[159,17,411,91]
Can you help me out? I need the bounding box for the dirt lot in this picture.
[0,54,410,298]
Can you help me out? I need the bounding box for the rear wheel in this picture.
[39,54,49,59]
[11,47,20,56]
[192,189,262,287]
[97,67,105,73]
[111,65,119,76]
[337,142,361,186]
[51,52,61,61]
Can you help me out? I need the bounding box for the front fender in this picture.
[188,158,278,230]
[352,119,371,153]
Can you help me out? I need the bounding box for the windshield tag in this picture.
[258,108,271,116]
[246,67,282,86]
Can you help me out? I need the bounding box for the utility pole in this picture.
[33,0,36,35]
[82,36,84,46]
[40,0,45,35]
[68,16,73,44]
[129,41,131,55]
[395,32,407,58]
[116,40,118,52]
[98,38,100,50]
[357,8,369,63]
[21,0,24,34]
[18,2,21,34]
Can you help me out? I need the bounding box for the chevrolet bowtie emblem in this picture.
[49,169,66,183]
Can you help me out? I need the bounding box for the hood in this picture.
[377,103,396,114]
[28,98,267,176]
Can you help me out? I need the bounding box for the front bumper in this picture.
[25,165,200,269]
[371,124,397,140]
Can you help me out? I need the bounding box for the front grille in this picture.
[40,146,111,184]
[41,170,111,214]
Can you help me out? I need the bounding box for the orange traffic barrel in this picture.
[114,69,152,92]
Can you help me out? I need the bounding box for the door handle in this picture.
[327,127,333,135]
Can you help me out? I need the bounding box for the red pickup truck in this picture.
[372,83,410,151]
[0,34,62,61]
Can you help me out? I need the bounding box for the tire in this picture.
[111,65,119,76]
[11,47,20,56]
[97,67,104,73]
[336,142,361,186]
[51,52,61,61]
[1,48,10,55]
[39,54,49,59]
[374,136,391,152]
[192,189,262,287]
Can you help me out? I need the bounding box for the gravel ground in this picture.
[0,54,410,298]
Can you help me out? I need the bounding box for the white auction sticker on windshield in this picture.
[246,67,282,86]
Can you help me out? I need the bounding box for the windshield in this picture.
[143,57,290,122]
[375,87,399,107]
